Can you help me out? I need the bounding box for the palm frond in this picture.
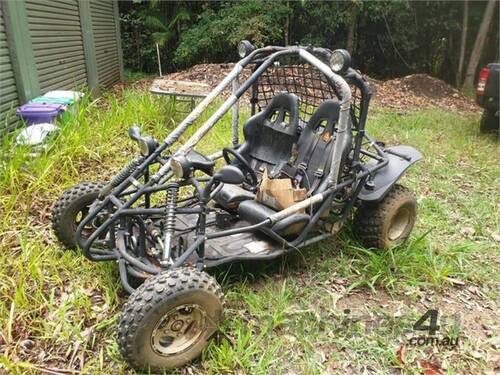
[152,30,175,46]
[141,14,169,32]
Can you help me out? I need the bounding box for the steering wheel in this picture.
[222,147,258,187]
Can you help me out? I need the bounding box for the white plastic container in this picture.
[43,90,84,102]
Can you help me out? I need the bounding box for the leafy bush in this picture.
[119,0,499,84]
[174,1,290,67]
[119,6,157,73]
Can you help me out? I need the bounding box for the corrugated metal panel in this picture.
[90,0,120,87]
[25,0,87,93]
[1,0,123,134]
[0,3,20,133]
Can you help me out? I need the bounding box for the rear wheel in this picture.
[51,181,104,249]
[117,268,224,371]
[479,110,498,133]
[354,184,417,249]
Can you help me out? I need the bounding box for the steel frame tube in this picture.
[232,74,240,147]
[78,46,356,262]
[298,50,352,189]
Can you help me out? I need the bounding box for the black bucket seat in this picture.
[238,93,301,176]
[237,99,352,236]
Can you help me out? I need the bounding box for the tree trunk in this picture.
[284,1,290,46]
[456,0,468,87]
[463,0,496,90]
[346,4,358,52]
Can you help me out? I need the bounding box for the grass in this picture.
[0,88,498,374]
[123,69,158,82]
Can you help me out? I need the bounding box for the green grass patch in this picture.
[0,90,498,374]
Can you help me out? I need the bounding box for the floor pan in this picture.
[175,212,290,267]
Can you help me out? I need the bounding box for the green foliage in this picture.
[119,0,499,85]
[119,1,202,73]
[141,5,190,47]
[119,5,157,74]
[174,1,290,67]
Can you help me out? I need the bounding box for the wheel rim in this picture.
[73,206,105,240]
[388,205,411,241]
[151,304,207,356]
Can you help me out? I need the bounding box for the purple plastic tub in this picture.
[16,103,66,125]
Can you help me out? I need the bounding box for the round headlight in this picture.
[137,136,157,157]
[138,139,149,156]
[237,40,254,58]
[171,157,184,178]
[329,49,351,73]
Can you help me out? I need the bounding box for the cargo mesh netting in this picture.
[254,63,362,128]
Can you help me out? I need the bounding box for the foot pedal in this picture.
[215,211,236,229]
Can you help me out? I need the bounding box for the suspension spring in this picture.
[161,184,179,265]
[99,158,142,197]
[111,158,142,188]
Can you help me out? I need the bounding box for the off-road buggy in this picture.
[51,43,421,370]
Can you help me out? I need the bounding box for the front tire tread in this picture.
[117,268,224,370]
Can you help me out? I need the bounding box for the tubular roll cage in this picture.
[75,45,389,280]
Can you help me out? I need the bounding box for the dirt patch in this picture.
[134,63,479,114]
[369,74,480,113]
[335,286,499,374]
[165,63,252,89]
[150,79,211,97]
[337,286,499,341]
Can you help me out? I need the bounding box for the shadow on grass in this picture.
[210,224,475,297]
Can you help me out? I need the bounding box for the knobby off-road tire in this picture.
[51,181,104,249]
[354,184,417,249]
[479,110,499,133]
[118,268,224,371]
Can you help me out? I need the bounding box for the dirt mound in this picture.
[166,63,252,88]
[150,64,479,113]
[370,73,479,113]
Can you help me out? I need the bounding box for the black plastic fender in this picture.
[358,145,422,202]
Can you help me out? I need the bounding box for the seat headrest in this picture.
[262,93,300,125]
[306,100,340,133]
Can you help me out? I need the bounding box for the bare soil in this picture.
[368,73,480,113]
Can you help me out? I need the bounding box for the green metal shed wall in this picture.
[0,0,122,135]
[0,3,20,133]
[25,0,88,92]
[91,0,122,88]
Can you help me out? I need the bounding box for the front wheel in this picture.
[354,184,417,249]
[117,268,224,371]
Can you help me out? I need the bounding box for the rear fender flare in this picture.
[358,145,422,202]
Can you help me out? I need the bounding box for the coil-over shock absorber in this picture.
[99,158,142,198]
[161,184,179,266]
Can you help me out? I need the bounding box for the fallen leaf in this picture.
[444,277,465,286]
[396,344,406,365]
[417,359,444,375]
